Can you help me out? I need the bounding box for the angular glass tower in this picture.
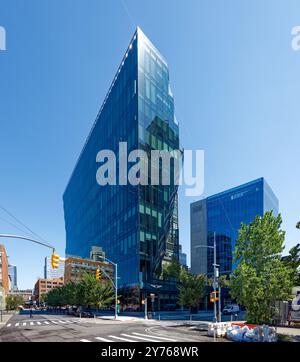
[63,28,179,306]
[190,178,278,276]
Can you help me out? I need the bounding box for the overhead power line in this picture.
[0,204,52,247]
[0,215,33,237]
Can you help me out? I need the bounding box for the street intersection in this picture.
[0,313,226,342]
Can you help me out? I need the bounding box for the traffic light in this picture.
[96,268,101,281]
[51,252,60,269]
[210,291,219,303]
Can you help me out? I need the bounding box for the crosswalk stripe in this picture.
[65,320,73,323]
[23,322,26,326]
[121,333,162,342]
[95,337,115,342]
[80,339,91,342]
[37,322,41,325]
[7,324,11,327]
[59,320,66,324]
[15,323,19,326]
[30,322,34,326]
[132,332,177,342]
[44,321,50,324]
[51,321,58,324]
[109,335,135,342]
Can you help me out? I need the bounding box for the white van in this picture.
[222,304,240,315]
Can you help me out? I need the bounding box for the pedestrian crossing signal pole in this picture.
[115,263,118,320]
[142,297,148,319]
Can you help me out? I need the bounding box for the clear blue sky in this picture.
[0,0,300,289]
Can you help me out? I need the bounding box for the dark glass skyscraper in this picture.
[63,28,179,307]
[190,178,278,276]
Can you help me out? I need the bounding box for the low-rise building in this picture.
[33,278,64,302]
[8,289,33,303]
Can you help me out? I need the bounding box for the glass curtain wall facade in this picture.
[191,178,278,276]
[63,28,179,307]
[8,264,17,291]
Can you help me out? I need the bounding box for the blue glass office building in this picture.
[190,178,278,276]
[63,28,179,306]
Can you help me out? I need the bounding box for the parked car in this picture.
[68,307,77,315]
[81,311,94,318]
[222,304,240,315]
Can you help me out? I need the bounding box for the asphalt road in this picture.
[0,313,226,342]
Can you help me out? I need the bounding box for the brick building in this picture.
[33,278,64,302]
[64,256,113,285]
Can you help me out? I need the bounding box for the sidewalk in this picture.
[276,326,300,337]
[0,311,16,330]
[95,315,145,322]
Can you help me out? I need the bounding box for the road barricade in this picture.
[207,322,231,338]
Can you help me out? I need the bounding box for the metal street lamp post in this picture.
[100,256,118,320]
[195,231,220,323]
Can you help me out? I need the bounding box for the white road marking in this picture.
[30,322,34,326]
[109,335,135,342]
[22,322,26,326]
[51,321,59,324]
[94,336,115,342]
[80,339,91,342]
[15,323,19,326]
[132,332,177,342]
[37,321,41,325]
[44,321,50,324]
[6,324,11,327]
[121,333,162,342]
[59,320,66,324]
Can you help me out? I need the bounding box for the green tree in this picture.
[5,295,24,310]
[282,243,300,285]
[178,269,206,312]
[46,274,115,309]
[162,258,181,280]
[230,212,293,324]
[46,287,64,306]
[76,273,114,308]
[207,275,230,288]
[96,282,115,307]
